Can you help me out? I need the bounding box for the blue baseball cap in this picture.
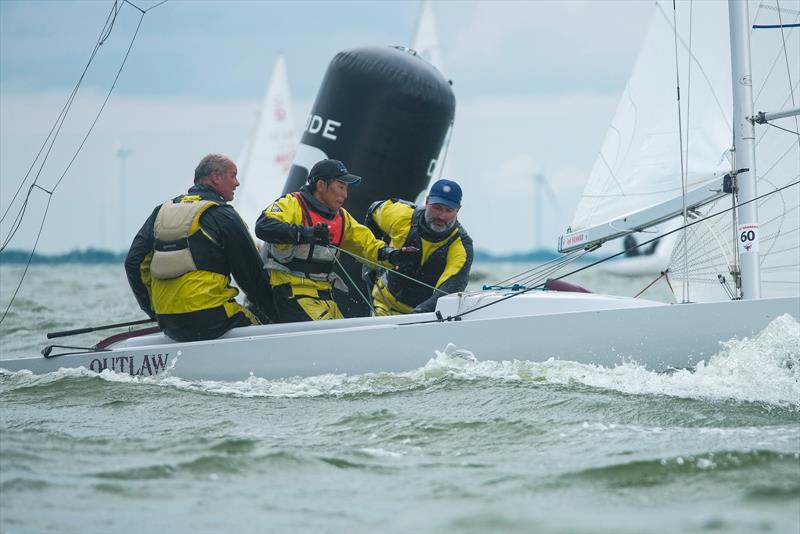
[427,179,462,209]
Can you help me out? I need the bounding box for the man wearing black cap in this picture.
[255,159,417,322]
[365,179,473,315]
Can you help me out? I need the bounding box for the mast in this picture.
[728,0,760,299]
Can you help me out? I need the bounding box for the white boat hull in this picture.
[2,291,798,380]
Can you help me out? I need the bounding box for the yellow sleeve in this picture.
[436,237,469,287]
[372,200,414,248]
[341,209,390,266]
[255,194,306,246]
[139,250,154,305]
[263,194,303,225]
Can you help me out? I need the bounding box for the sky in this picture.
[0,0,654,254]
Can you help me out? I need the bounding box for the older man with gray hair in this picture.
[125,153,274,341]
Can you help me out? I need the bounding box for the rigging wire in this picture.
[0,0,169,326]
[507,251,588,290]
[775,0,798,111]
[489,250,584,288]
[331,252,375,316]
[773,0,800,172]
[1,0,168,235]
[751,4,798,103]
[0,1,122,227]
[329,240,588,306]
[670,0,690,303]
[399,179,800,325]
[328,244,448,296]
[763,121,800,136]
[436,119,455,181]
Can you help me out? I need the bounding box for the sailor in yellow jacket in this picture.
[366,179,473,315]
[125,154,274,342]
[255,159,417,322]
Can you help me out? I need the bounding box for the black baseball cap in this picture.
[307,159,362,186]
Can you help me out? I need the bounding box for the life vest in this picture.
[150,196,224,280]
[267,192,345,280]
[384,208,460,307]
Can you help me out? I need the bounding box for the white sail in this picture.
[412,0,453,190]
[235,55,297,239]
[412,0,445,73]
[572,0,799,300]
[572,0,734,233]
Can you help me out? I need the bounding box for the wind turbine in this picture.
[532,173,560,251]
[116,144,132,251]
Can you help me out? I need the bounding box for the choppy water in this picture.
[1,264,799,533]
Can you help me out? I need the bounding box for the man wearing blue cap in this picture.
[366,179,473,315]
[255,159,417,322]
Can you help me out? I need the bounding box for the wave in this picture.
[560,449,800,494]
[2,315,798,406]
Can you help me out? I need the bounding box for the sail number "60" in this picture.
[737,224,759,253]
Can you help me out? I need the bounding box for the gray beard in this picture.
[424,212,456,234]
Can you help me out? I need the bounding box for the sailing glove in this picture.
[380,246,420,268]
[298,223,330,246]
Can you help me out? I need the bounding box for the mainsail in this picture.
[569,0,799,301]
[235,55,297,239]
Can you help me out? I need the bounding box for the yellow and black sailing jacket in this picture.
[125,184,272,340]
[367,199,473,313]
[255,188,388,293]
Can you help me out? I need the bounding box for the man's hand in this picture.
[298,223,330,245]
[312,223,330,246]
[381,246,420,268]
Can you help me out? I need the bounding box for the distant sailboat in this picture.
[234,55,297,239]
[412,0,445,72]
[412,0,453,186]
[601,218,681,277]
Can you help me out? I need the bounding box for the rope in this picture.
[328,244,447,296]
[634,271,669,299]
[331,251,375,315]
[633,270,679,301]
[663,271,677,300]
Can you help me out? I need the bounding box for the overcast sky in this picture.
[0,0,654,254]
